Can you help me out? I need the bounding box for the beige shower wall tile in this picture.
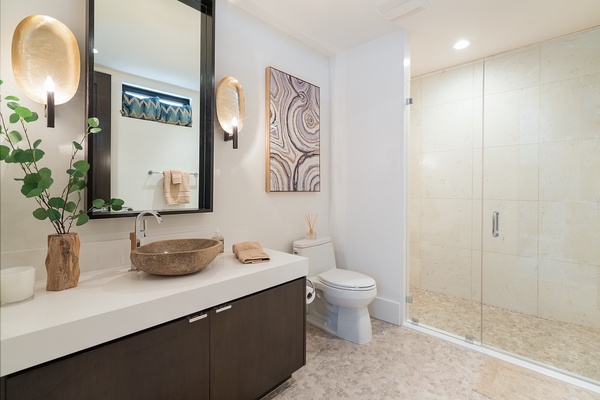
[420,198,472,249]
[409,153,421,199]
[482,252,538,315]
[484,45,541,94]
[540,74,600,143]
[409,197,420,242]
[472,148,483,200]
[409,241,421,287]
[539,259,600,329]
[482,200,539,258]
[483,144,539,201]
[483,87,540,147]
[409,106,422,154]
[471,199,482,250]
[421,149,473,199]
[410,76,422,108]
[539,200,600,265]
[541,28,600,84]
[420,243,472,300]
[539,138,600,202]
[421,63,475,106]
[471,250,482,300]
[421,99,475,152]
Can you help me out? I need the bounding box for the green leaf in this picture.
[92,199,105,208]
[72,141,83,151]
[76,213,89,226]
[0,145,9,161]
[87,117,99,128]
[25,188,44,198]
[90,127,102,134]
[33,208,48,220]
[24,112,39,123]
[109,198,125,207]
[7,102,19,110]
[47,208,61,221]
[13,149,31,163]
[73,160,90,173]
[8,130,22,143]
[21,182,37,196]
[72,170,84,178]
[49,197,65,209]
[65,201,77,213]
[23,173,40,184]
[15,106,32,119]
[112,204,123,211]
[38,167,52,179]
[5,95,19,101]
[33,139,42,149]
[66,168,76,176]
[32,149,44,162]
[9,113,20,124]
[68,180,86,193]
[38,177,54,190]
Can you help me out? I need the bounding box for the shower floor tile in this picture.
[409,286,600,383]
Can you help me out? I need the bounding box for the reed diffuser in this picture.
[304,212,318,240]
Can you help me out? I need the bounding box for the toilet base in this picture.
[307,291,373,345]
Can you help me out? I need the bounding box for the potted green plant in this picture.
[0,79,124,291]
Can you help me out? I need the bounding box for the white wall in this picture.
[331,31,408,325]
[1,0,332,277]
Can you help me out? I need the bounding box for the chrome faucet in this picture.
[130,210,163,271]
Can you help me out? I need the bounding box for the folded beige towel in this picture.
[163,170,191,205]
[232,242,270,264]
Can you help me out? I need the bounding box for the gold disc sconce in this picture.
[12,15,81,128]
[216,77,245,149]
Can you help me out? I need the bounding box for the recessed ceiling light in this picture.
[453,39,471,50]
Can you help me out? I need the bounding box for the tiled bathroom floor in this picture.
[264,319,600,400]
[409,286,600,382]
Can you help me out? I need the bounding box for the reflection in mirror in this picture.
[86,0,214,218]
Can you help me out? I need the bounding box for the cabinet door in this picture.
[210,278,306,400]
[5,313,210,400]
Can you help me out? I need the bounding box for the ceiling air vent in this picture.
[373,0,431,24]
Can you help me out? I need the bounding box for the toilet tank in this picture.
[293,236,336,276]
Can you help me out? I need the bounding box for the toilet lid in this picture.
[318,269,376,290]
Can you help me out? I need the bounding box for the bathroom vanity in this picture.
[0,250,307,399]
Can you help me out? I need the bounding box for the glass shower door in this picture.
[407,62,485,344]
[480,29,600,382]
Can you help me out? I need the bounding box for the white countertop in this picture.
[0,249,308,377]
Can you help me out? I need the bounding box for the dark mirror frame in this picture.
[85,0,215,218]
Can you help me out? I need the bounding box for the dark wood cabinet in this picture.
[1,278,305,400]
[210,277,306,400]
[3,312,210,400]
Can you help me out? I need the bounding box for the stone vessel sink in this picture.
[130,239,221,276]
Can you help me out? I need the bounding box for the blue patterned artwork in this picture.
[266,67,320,192]
[121,92,192,127]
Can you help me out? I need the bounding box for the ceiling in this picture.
[228,0,600,77]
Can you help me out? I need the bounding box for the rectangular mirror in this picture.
[85,0,214,218]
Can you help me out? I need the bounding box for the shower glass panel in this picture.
[407,61,485,344]
[480,28,600,382]
[408,26,599,384]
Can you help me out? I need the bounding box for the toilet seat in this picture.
[318,269,376,291]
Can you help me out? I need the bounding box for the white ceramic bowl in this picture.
[1,266,36,306]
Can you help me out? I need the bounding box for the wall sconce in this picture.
[11,15,80,128]
[216,77,245,149]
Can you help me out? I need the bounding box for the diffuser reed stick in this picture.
[304,212,318,239]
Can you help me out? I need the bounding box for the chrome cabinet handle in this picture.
[492,211,500,237]
[215,304,232,313]
[188,313,207,323]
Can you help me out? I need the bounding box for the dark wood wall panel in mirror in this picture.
[86,0,214,218]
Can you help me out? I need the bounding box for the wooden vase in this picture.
[45,233,81,291]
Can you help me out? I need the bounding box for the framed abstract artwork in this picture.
[266,67,320,192]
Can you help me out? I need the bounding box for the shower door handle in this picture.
[492,211,500,237]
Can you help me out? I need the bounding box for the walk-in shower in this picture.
[407,27,600,384]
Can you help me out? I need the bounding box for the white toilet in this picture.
[293,236,377,344]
